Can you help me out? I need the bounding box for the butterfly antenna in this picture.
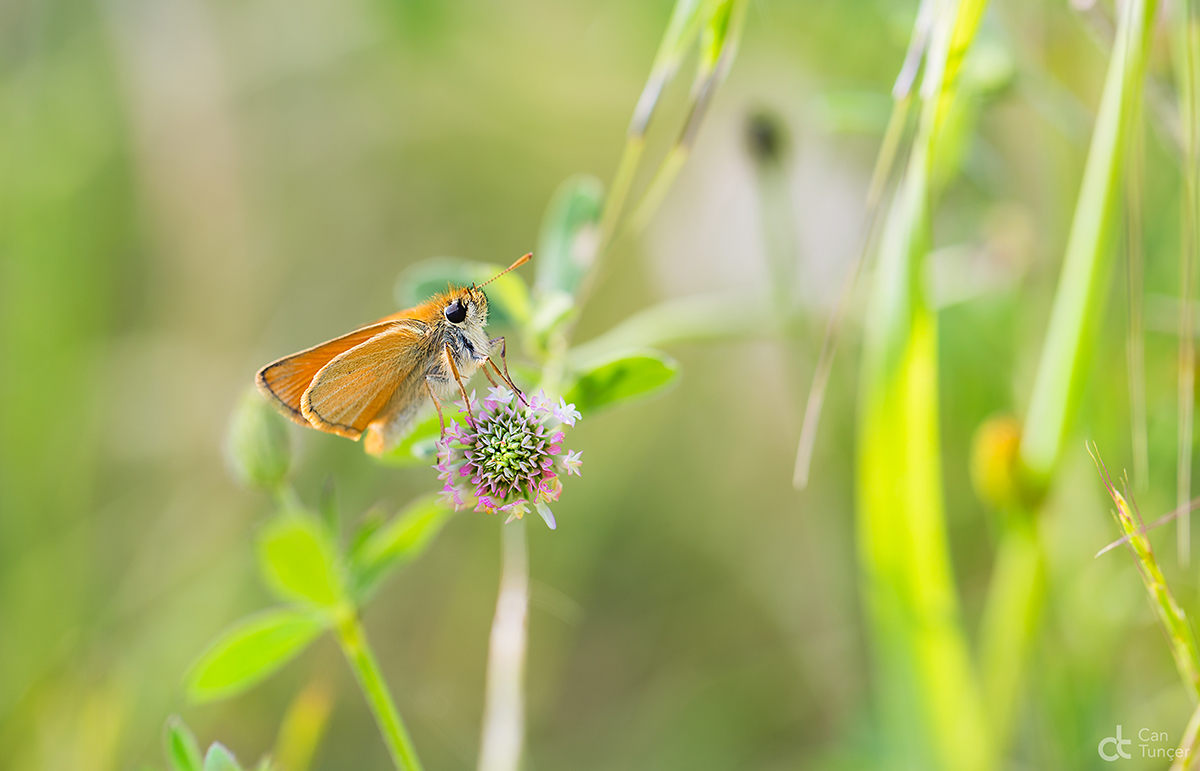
[477,252,532,289]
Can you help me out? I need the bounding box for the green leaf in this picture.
[395,257,531,328]
[224,389,291,492]
[186,608,326,703]
[528,289,577,346]
[535,175,604,298]
[203,743,243,771]
[350,494,455,599]
[165,716,203,771]
[258,514,344,607]
[564,349,680,416]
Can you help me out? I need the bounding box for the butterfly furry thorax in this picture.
[256,283,496,456]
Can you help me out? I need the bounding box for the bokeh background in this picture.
[3,0,1199,768]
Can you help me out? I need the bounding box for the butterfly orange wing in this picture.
[255,321,402,427]
[300,321,430,440]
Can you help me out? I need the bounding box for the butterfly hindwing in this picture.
[300,321,430,439]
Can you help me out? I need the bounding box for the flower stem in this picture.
[478,518,529,771]
[335,612,424,771]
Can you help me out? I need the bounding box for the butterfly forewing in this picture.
[255,321,402,426]
[300,321,429,439]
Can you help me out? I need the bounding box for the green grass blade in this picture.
[977,0,1157,753]
[595,0,709,254]
[856,1,992,768]
[1172,700,1200,770]
[1019,0,1159,491]
[893,0,936,100]
[627,0,750,232]
[1173,0,1200,567]
[626,0,709,140]
[1126,112,1149,493]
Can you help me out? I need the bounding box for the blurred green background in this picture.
[4,0,1200,768]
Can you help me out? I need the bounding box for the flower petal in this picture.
[554,397,581,427]
[563,450,583,476]
[534,500,557,530]
[487,385,515,405]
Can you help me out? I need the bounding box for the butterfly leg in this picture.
[443,343,476,425]
[487,336,526,404]
[482,363,500,388]
[425,376,447,436]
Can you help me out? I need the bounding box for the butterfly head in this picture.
[439,252,528,338]
[441,286,488,330]
[439,253,529,335]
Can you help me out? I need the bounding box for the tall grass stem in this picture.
[1172,700,1200,771]
[856,2,994,768]
[792,95,912,489]
[1019,0,1157,489]
[628,0,750,233]
[1175,0,1200,567]
[1126,115,1149,492]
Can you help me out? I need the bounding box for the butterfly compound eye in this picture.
[444,299,467,324]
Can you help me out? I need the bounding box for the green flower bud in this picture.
[225,388,292,491]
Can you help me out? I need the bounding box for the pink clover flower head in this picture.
[434,387,583,530]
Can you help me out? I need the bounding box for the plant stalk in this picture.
[478,518,530,771]
[978,512,1043,744]
[336,612,425,771]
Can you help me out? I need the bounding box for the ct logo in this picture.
[1099,726,1133,761]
